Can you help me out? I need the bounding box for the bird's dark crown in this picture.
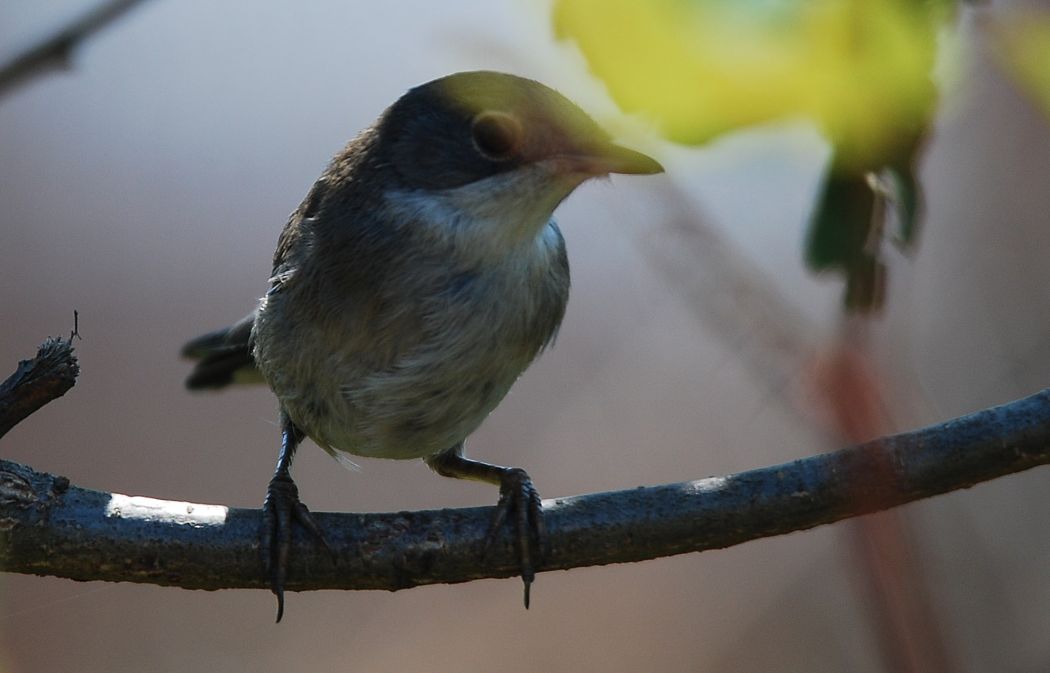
[376,71,612,191]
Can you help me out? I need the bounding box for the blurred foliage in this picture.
[554,0,957,312]
[991,9,1050,123]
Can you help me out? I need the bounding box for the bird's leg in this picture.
[261,412,330,622]
[426,444,547,608]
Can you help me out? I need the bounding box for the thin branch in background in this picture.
[0,0,151,100]
[812,325,956,673]
[640,181,820,413]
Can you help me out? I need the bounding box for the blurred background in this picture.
[1,1,1048,671]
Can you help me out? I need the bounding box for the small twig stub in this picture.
[0,337,79,440]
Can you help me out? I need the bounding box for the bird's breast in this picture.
[253,221,569,461]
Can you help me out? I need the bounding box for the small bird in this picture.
[181,70,662,620]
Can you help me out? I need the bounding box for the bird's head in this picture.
[373,71,663,256]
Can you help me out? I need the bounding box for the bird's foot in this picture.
[261,472,330,622]
[484,467,548,609]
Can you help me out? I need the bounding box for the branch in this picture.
[0,337,79,440]
[0,0,151,100]
[1,389,1047,593]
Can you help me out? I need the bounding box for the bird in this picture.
[181,70,663,621]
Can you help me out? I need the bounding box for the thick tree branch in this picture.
[0,0,151,100]
[0,389,1047,593]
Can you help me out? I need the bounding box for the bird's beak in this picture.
[550,141,664,177]
[591,142,664,175]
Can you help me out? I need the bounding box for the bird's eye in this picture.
[471,112,523,160]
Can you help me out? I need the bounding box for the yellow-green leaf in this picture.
[554,0,949,169]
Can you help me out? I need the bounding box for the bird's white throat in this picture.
[385,163,581,267]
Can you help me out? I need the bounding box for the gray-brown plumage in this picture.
[181,71,662,620]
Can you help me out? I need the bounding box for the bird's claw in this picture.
[261,473,330,622]
[484,467,547,608]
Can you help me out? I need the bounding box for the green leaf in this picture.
[805,169,875,272]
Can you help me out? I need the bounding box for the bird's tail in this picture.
[181,313,262,390]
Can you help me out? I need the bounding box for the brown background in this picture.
[1,2,1048,671]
